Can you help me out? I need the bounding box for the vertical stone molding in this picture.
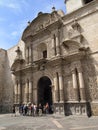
[56,35,60,56]
[54,74,59,102]
[14,83,18,104]
[29,81,32,102]
[51,85,55,103]
[26,47,29,64]
[72,69,79,101]
[25,80,29,103]
[58,73,64,102]
[17,82,21,104]
[78,68,86,101]
[51,35,56,57]
[29,46,32,64]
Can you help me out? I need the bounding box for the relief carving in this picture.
[67,21,82,43]
[88,77,98,100]
[68,28,74,38]
[71,61,81,71]
[67,80,75,100]
[71,20,81,32]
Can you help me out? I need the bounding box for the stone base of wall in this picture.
[53,102,64,115]
[64,102,87,116]
[91,102,98,116]
[0,105,12,113]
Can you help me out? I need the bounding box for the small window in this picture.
[84,0,93,4]
[43,50,47,58]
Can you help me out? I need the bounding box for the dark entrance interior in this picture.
[38,76,53,112]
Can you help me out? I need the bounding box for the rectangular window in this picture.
[43,50,47,58]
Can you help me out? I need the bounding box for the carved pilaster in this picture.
[17,82,21,104]
[55,32,60,56]
[58,72,64,102]
[78,68,86,101]
[51,37,56,57]
[29,81,32,102]
[29,45,32,64]
[24,80,29,103]
[26,47,29,64]
[14,83,18,104]
[72,69,79,101]
[54,74,59,102]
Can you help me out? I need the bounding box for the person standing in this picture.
[45,103,49,114]
[12,105,16,117]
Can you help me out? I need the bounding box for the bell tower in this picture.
[65,0,94,13]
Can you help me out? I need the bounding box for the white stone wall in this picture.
[0,39,25,112]
[0,49,6,105]
[66,0,83,13]
[62,0,98,102]
[7,39,25,67]
[0,49,13,112]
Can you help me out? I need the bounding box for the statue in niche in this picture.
[15,46,22,60]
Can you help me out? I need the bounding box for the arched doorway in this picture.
[37,76,53,113]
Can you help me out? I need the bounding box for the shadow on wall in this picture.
[82,48,98,102]
[0,51,14,113]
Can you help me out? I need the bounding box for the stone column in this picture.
[29,81,32,102]
[78,68,86,101]
[14,83,18,104]
[17,82,21,104]
[56,33,60,56]
[72,69,79,101]
[51,35,56,57]
[58,73,64,102]
[25,81,29,103]
[54,74,59,102]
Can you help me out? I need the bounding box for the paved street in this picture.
[0,114,98,130]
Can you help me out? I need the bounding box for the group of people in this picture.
[12,102,53,117]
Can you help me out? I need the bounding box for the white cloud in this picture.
[7,3,20,9]
[11,31,18,36]
[0,0,30,14]
[9,19,28,39]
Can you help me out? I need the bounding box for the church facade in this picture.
[0,0,98,116]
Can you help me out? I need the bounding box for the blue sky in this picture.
[0,0,66,50]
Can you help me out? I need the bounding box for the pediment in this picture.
[30,13,51,32]
[22,13,52,40]
[22,11,61,41]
